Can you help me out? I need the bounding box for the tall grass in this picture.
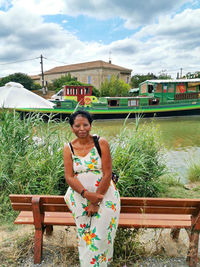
[187,161,200,182]
[0,110,71,221]
[111,121,166,197]
[0,110,167,222]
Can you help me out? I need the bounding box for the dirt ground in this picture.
[0,224,200,267]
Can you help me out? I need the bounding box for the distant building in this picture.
[29,75,40,84]
[31,60,132,90]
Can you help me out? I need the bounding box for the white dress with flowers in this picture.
[64,145,120,267]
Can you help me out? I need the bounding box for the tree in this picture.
[157,74,172,80]
[48,73,100,97]
[131,73,157,88]
[100,75,130,97]
[0,72,41,90]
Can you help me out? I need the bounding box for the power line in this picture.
[0,57,40,66]
[45,57,68,65]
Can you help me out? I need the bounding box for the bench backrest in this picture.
[9,194,200,216]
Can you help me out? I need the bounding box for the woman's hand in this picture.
[87,203,100,217]
[84,191,103,205]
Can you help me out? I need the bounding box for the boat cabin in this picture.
[63,85,94,105]
[139,79,200,105]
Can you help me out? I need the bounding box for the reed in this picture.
[187,161,200,182]
[0,110,166,222]
[0,110,71,222]
[111,121,166,197]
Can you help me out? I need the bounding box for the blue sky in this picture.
[44,15,135,44]
[0,0,200,78]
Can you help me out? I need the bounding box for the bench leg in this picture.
[45,225,53,235]
[34,229,43,264]
[170,228,180,241]
[187,229,199,267]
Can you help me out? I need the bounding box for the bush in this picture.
[100,75,130,97]
[187,161,200,182]
[111,121,166,197]
[0,110,71,222]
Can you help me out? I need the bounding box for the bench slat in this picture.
[10,195,200,208]
[120,206,197,215]
[14,211,191,228]
[120,197,200,208]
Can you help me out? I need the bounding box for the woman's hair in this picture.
[69,110,93,126]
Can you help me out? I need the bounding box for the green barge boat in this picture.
[17,79,200,120]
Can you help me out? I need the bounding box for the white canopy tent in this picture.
[0,82,55,109]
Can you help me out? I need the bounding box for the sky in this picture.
[0,0,200,79]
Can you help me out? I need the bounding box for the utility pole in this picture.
[40,54,45,94]
[180,68,183,78]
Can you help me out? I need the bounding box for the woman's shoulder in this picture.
[98,136,109,147]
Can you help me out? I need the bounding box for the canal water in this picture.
[91,115,200,183]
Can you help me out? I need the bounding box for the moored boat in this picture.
[16,79,200,119]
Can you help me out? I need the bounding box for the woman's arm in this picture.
[95,137,112,195]
[63,144,103,205]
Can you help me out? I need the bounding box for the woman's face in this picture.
[71,115,91,138]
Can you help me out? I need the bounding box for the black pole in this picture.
[40,54,45,93]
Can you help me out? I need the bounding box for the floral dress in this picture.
[64,145,120,267]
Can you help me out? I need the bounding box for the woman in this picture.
[63,110,120,267]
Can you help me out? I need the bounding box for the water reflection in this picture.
[92,116,200,183]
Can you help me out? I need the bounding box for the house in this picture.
[29,75,41,84]
[37,60,132,90]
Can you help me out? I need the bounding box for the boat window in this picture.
[148,84,154,93]
[188,83,199,92]
[141,83,147,94]
[108,100,119,107]
[73,88,77,95]
[168,84,174,93]
[128,99,138,106]
[176,83,186,93]
[67,88,69,95]
[155,84,162,93]
[149,98,160,105]
[85,87,90,94]
[163,84,167,93]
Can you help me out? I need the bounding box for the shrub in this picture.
[111,122,166,197]
[0,110,71,221]
[187,161,200,182]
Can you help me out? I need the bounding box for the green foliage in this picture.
[48,73,77,92]
[0,110,71,222]
[131,73,172,88]
[0,72,40,90]
[111,122,166,197]
[131,73,157,88]
[113,228,143,266]
[100,75,130,96]
[157,74,172,80]
[47,73,100,96]
[187,161,200,182]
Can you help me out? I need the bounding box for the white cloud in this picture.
[0,0,200,78]
[11,0,65,15]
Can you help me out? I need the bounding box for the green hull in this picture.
[15,102,200,119]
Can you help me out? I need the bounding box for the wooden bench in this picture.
[9,194,200,267]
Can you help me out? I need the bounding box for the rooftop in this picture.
[44,60,132,75]
[142,78,200,84]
